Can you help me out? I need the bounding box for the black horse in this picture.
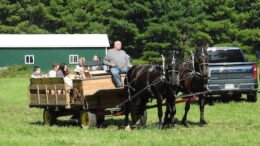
[178,47,209,126]
[124,64,176,129]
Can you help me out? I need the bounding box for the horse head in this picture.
[195,46,209,90]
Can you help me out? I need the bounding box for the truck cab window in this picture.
[208,49,245,63]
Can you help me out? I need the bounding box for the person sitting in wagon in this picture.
[104,40,132,88]
[48,63,59,77]
[74,57,87,79]
[57,63,73,87]
[90,54,108,71]
[31,66,42,78]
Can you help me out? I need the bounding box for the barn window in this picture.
[24,55,34,64]
[69,55,79,64]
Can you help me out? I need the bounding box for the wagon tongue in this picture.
[105,107,121,112]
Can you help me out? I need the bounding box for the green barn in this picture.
[0,34,110,71]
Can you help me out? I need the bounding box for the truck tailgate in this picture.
[208,62,258,92]
[209,62,254,80]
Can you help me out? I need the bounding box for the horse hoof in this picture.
[162,123,170,129]
[181,121,189,127]
[125,125,132,132]
[158,123,163,129]
[170,122,176,127]
[199,120,207,126]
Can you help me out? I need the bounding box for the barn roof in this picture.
[0,34,110,48]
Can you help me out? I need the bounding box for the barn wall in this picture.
[0,47,105,72]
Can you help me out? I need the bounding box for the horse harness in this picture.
[124,65,166,102]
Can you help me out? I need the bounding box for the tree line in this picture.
[0,0,259,63]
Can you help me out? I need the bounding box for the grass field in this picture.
[0,78,259,146]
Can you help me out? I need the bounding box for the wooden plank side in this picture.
[81,75,126,96]
[30,94,39,105]
[85,89,127,109]
[51,78,65,84]
[55,84,66,90]
[41,78,52,84]
[29,85,40,90]
[30,94,67,106]
[57,95,67,105]
[30,78,41,84]
[82,77,116,96]
[98,89,127,109]
[29,77,70,107]
[39,94,47,104]
[48,95,56,105]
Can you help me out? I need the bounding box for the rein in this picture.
[117,75,163,108]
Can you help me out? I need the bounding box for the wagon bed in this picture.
[28,73,128,128]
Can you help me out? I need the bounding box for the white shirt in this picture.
[64,76,73,87]
[48,70,56,77]
[31,73,41,78]
[74,65,84,73]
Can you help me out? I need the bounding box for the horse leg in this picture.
[124,102,130,126]
[162,101,170,128]
[169,95,176,127]
[130,97,142,126]
[124,101,133,131]
[137,96,148,127]
[163,94,175,128]
[163,102,175,128]
[156,98,163,128]
[199,95,207,126]
[181,101,190,127]
[169,87,177,127]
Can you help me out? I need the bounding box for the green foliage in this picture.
[0,0,259,60]
[0,65,32,78]
[132,59,149,65]
[245,54,258,62]
[141,51,162,64]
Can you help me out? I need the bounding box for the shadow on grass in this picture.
[30,118,206,129]
[209,96,248,104]
[188,96,249,107]
[102,118,126,129]
[29,118,126,129]
[30,120,79,127]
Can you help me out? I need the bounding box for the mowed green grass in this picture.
[0,78,259,146]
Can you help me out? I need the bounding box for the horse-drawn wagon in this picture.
[28,72,132,128]
[29,49,210,129]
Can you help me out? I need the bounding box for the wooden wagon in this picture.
[28,71,132,128]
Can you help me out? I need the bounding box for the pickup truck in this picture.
[207,47,258,102]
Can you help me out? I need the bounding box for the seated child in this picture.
[74,57,87,79]
[31,66,42,78]
[48,63,59,77]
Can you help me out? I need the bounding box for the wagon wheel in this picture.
[43,109,56,126]
[79,111,97,129]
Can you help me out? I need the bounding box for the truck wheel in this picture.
[43,109,56,126]
[79,111,96,129]
[247,93,257,102]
